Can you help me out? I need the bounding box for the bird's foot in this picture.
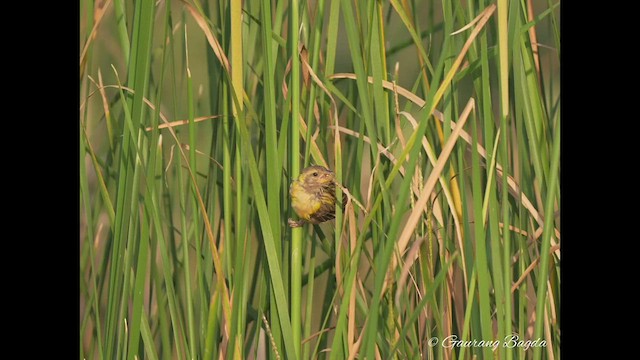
[288,218,304,227]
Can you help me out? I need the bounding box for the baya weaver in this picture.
[288,165,347,228]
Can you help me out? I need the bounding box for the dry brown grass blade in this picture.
[302,326,336,345]
[80,0,113,79]
[144,115,225,131]
[281,57,291,100]
[294,45,344,170]
[331,73,426,108]
[329,73,560,257]
[298,114,328,169]
[511,244,560,293]
[396,234,426,306]
[526,0,541,75]
[96,70,114,147]
[391,98,475,301]
[347,203,357,355]
[81,83,226,140]
[180,143,227,179]
[300,44,310,89]
[544,305,555,360]
[329,125,444,227]
[81,83,157,116]
[547,280,557,324]
[299,45,340,134]
[499,223,530,237]
[392,79,408,150]
[450,10,485,35]
[300,43,342,198]
[346,329,363,360]
[331,126,400,173]
[399,110,467,290]
[366,152,382,213]
[181,0,231,73]
[433,4,495,106]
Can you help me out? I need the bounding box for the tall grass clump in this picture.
[80,0,560,358]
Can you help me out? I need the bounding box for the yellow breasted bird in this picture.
[288,165,346,228]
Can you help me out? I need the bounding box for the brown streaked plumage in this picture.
[288,165,347,227]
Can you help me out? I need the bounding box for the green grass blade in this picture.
[532,111,560,359]
[289,0,303,357]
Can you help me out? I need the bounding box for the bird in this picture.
[288,165,347,228]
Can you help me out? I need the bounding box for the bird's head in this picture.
[297,165,335,187]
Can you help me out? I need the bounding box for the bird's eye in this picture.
[312,172,318,177]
